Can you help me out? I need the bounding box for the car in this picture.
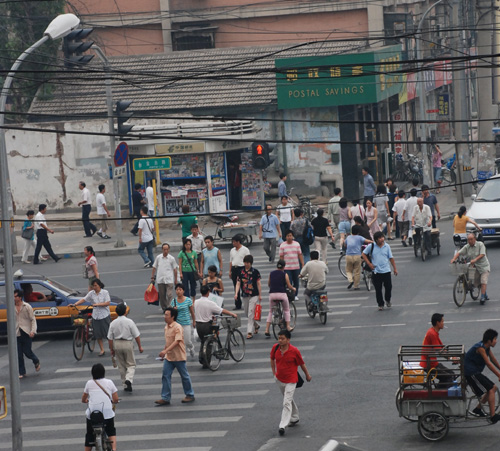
[466,174,500,240]
[0,272,124,335]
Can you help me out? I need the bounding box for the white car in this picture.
[466,174,500,239]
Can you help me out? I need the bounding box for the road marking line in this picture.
[341,323,406,329]
[446,318,500,324]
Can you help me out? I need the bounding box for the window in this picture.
[172,25,217,51]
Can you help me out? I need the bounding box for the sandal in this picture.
[98,351,106,357]
[247,333,253,339]
[35,362,41,372]
[254,325,260,334]
[265,332,271,339]
[19,375,24,379]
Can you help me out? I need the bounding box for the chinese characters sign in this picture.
[133,157,172,171]
[276,45,402,109]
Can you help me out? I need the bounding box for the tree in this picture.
[0,0,66,116]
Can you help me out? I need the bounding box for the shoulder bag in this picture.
[146,219,156,246]
[363,243,375,271]
[21,225,34,240]
[273,344,304,388]
[184,250,202,281]
[94,379,116,411]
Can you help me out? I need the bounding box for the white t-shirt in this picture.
[138,217,154,242]
[96,193,107,215]
[405,196,418,220]
[34,212,46,231]
[194,296,223,322]
[392,198,407,221]
[187,233,205,253]
[146,186,155,211]
[277,205,293,222]
[153,253,178,284]
[81,187,91,206]
[84,378,117,420]
[229,245,250,267]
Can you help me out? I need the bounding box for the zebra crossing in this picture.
[0,243,419,450]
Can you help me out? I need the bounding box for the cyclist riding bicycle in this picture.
[411,198,432,253]
[82,363,118,451]
[464,329,500,423]
[450,232,490,304]
[299,251,328,302]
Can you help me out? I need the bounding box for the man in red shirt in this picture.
[270,329,311,436]
[420,313,455,387]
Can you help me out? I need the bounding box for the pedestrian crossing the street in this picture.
[0,240,461,450]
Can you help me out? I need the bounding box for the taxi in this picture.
[0,272,124,335]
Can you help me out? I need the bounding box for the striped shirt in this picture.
[173,297,193,326]
[279,241,302,270]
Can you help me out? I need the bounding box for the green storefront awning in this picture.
[275,45,403,110]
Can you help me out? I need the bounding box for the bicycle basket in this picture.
[221,316,241,330]
[72,316,88,327]
[450,262,468,276]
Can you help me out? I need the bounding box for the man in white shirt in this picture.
[411,198,433,254]
[405,188,418,246]
[77,181,97,238]
[33,204,60,265]
[392,190,409,247]
[187,224,205,267]
[138,206,155,268]
[151,243,179,311]
[146,182,155,217]
[229,234,250,310]
[195,285,237,367]
[96,184,111,239]
[327,187,342,237]
[107,303,143,392]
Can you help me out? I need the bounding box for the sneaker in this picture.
[96,231,103,238]
[490,413,500,424]
[294,296,299,301]
[288,420,299,427]
[402,240,407,247]
[181,396,195,403]
[378,306,384,311]
[480,297,486,305]
[347,282,354,289]
[278,428,285,436]
[484,294,490,301]
[103,235,111,239]
[124,380,132,392]
[144,261,152,268]
[386,302,392,308]
[470,407,487,417]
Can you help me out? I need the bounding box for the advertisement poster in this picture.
[241,149,262,209]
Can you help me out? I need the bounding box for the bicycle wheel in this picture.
[421,238,426,262]
[241,234,253,247]
[73,327,85,361]
[87,326,96,353]
[338,253,347,279]
[453,276,467,307]
[289,301,297,330]
[469,282,480,301]
[202,336,222,371]
[272,321,283,340]
[436,237,440,255]
[93,430,103,451]
[305,298,316,318]
[319,312,327,324]
[364,270,372,291]
[413,240,418,257]
[228,329,246,362]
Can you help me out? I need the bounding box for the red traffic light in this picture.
[256,144,264,155]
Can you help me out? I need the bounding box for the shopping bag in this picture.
[144,283,159,306]
[208,293,224,308]
[254,304,262,321]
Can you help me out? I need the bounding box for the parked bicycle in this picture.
[70,306,96,361]
[271,293,298,339]
[202,315,246,371]
[451,260,480,307]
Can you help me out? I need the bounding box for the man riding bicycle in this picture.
[411,198,432,254]
[450,232,490,304]
[464,329,500,423]
[299,251,328,304]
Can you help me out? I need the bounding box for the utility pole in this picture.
[451,0,468,202]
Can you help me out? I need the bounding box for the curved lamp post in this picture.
[0,13,79,450]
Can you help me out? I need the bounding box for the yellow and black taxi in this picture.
[0,273,124,335]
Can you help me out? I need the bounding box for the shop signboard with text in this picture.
[275,45,402,110]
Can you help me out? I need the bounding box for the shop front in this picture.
[127,138,263,216]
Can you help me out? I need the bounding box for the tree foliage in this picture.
[0,0,66,117]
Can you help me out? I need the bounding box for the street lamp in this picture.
[0,13,80,450]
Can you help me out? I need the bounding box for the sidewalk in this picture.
[11,185,470,262]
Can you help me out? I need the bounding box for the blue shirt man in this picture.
[259,205,281,263]
[362,231,398,310]
[278,173,287,198]
[362,167,377,198]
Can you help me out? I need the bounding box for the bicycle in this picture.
[338,253,372,291]
[271,294,297,339]
[451,260,480,307]
[202,315,246,371]
[70,306,96,361]
[89,410,113,451]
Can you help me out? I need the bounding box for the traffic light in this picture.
[252,142,267,169]
[267,143,277,166]
[116,101,133,137]
[63,28,94,68]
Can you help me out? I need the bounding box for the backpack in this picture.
[302,220,315,246]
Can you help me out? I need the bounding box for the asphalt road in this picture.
[1,220,500,451]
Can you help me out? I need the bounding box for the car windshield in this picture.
[475,178,500,202]
[44,279,79,297]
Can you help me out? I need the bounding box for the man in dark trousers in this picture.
[130,183,145,236]
[270,329,311,436]
[78,181,97,238]
[33,204,60,264]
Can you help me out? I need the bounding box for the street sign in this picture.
[133,157,171,171]
[114,142,129,167]
[113,166,127,178]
